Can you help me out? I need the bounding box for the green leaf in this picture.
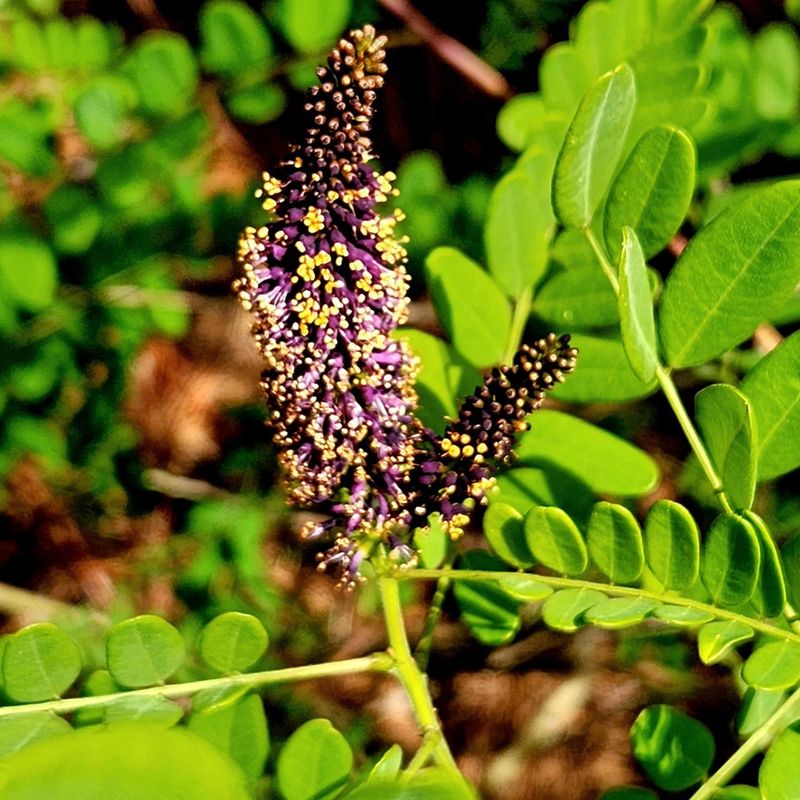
[485,170,553,297]
[492,466,595,524]
[533,262,619,330]
[696,384,758,510]
[659,181,800,368]
[701,514,761,608]
[127,32,198,117]
[617,227,657,382]
[73,76,133,150]
[550,333,657,403]
[199,612,269,674]
[653,605,714,627]
[743,511,787,619]
[541,588,607,633]
[524,506,587,576]
[226,84,285,124]
[453,551,520,646]
[740,330,800,480]
[496,94,545,152]
[276,0,352,54]
[346,769,476,799]
[0,723,250,799]
[630,705,714,791]
[743,642,800,690]
[413,514,448,569]
[483,502,534,568]
[782,535,800,612]
[367,745,403,783]
[0,233,57,312]
[736,688,787,737]
[425,247,512,368]
[106,615,185,688]
[0,713,71,758]
[697,620,754,665]
[553,64,637,227]
[188,694,269,782]
[716,787,762,800]
[761,726,800,800]
[753,25,800,120]
[2,623,81,702]
[516,409,660,497]
[103,695,184,727]
[44,184,102,255]
[587,501,644,584]
[192,684,251,715]
[603,125,696,260]
[584,597,658,629]
[498,575,553,602]
[200,0,272,78]
[276,718,353,800]
[644,500,700,591]
[540,43,591,115]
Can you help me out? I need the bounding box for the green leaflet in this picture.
[697,620,754,665]
[643,500,700,591]
[541,588,607,633]
[553,64,637,228]
[485,169,553,298]
[740,330,800,479]
[2,624,81,703]
[700,514,761,608]
[198,612,269,674]
[524,506,588,576]
[0,724,251,799]
[695,383,758,510]
[587,501,644,584]
[452,551,520,646]
[516,409,660,497]
[276,718,352,800]
[604,125,696,260]
[425,247,511,368]
[617,227,657,382]
[550,333,658,403]
[106,615,185,689]
[482,502,534,568]
[630,705,715,791]
[659,180,800,368]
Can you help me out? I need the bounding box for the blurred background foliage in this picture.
[0,0,799,798]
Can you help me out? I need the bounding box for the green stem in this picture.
[582,226,732,514]
[378,577,461,776]
[0,654,392,719]
[395,569,800,646]
[503,286,533,364]
[414,572,452,671]
[689,683,800,800]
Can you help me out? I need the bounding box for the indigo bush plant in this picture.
[1,1,800,799]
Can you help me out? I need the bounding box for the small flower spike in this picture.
[236,26,577,586]
[407,334,578,537]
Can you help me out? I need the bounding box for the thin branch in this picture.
[0,582,109,628]
[378,0,513,100]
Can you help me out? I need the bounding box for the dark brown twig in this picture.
[378,0,513,100]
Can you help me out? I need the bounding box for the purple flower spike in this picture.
[236,26,578,586]
[235,26,422,587]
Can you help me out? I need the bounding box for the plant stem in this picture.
[0,583,109,628]
[689,683,800,800]
[414,570,451,671]
[378,576,461,776]
[582,226,732,513]
[503,286,533,364]
[395,569,800,646]
[0,653,393,719]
